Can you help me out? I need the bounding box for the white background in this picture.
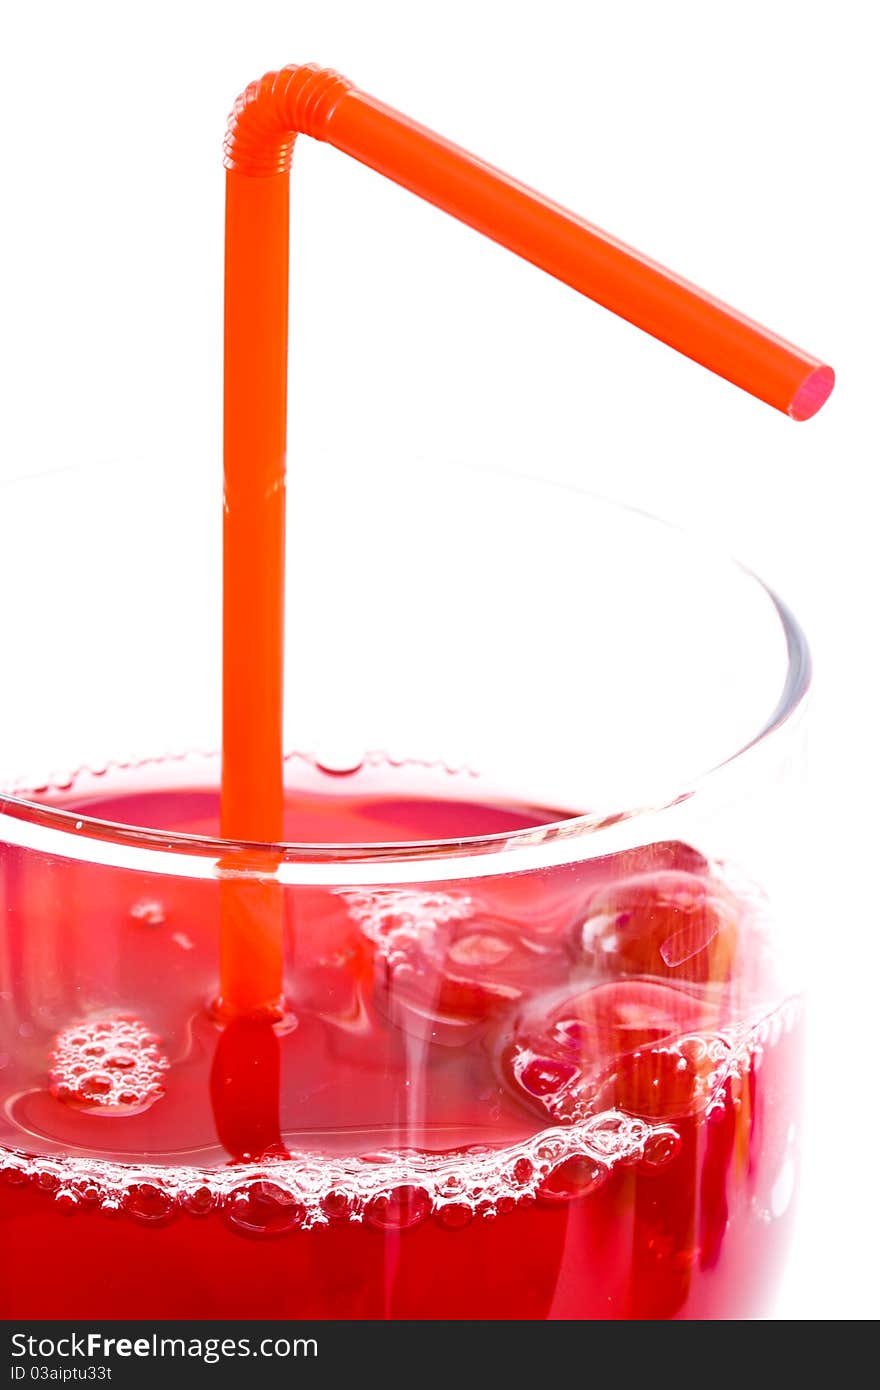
[1,0,876,1319]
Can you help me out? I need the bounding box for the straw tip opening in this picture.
[789,364,835,421]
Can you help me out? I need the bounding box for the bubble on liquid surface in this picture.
[537,1155,608,1203]
[342,888,476,946]
[123,1182,177,1226]
[438,1201,474,1229]
[640,1127,682,1168]
[1,1103,656,1232]
[314,748,365,777]
[130,898,166,927]
[180,1185,216,1217]
[512,1157,534,1185]
[365,1184,431,1231]
[321,1189,359,1222]
[225,1181,306,1238]
[3,998,800,1235]
[49,1016,168,1115]
[31,1166,62,1194]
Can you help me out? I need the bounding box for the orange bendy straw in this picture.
[219,62,834,1017]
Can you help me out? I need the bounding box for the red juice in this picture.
[0,758,800,1319]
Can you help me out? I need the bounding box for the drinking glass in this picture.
[0,457,808,1318]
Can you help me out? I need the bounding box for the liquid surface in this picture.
[0,758,800,1319]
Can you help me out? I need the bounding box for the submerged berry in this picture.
[578,870,739,985]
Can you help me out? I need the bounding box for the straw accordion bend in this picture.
[225,65,351,176]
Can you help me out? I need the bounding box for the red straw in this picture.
[220,63,834,1018]
[226,65,835,420]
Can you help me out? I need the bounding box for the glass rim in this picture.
[0,470,811,881]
